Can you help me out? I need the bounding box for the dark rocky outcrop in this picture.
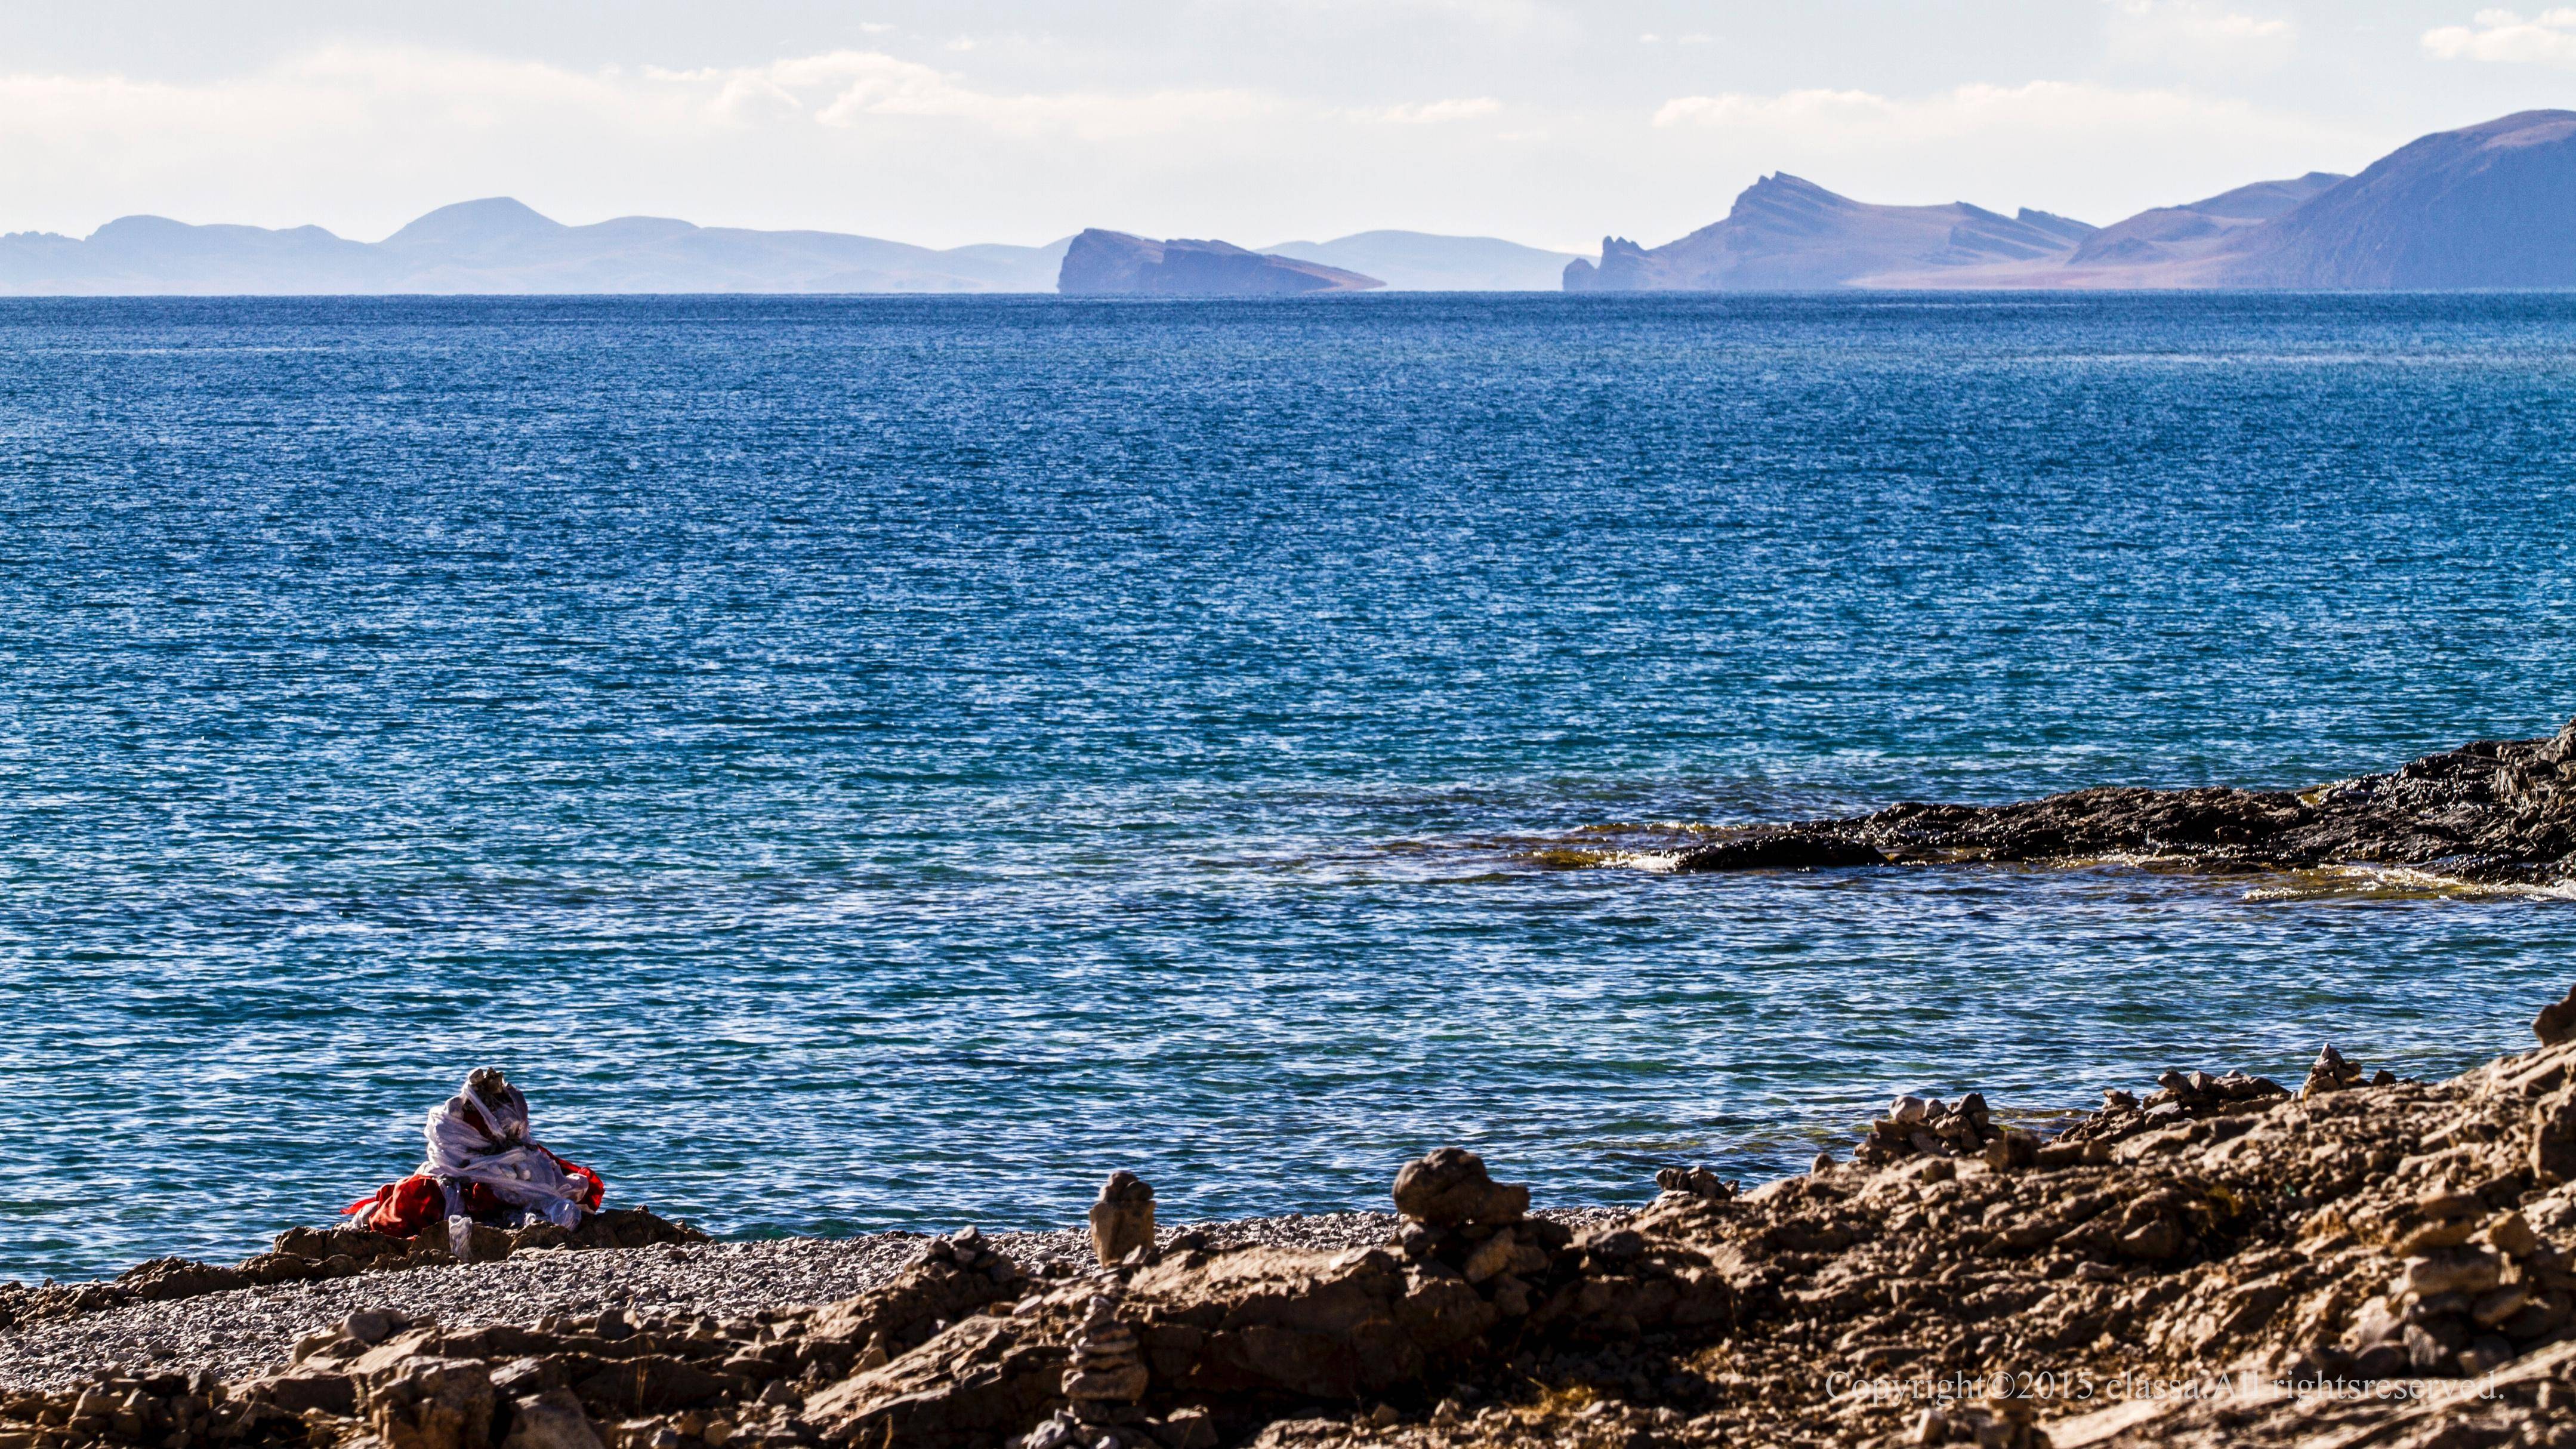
[1664,718,2576,884]
[1056,230,1384,295]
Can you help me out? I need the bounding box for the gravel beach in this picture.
[0,1211,1622,1394]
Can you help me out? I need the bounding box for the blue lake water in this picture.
[4,292,2575,1285]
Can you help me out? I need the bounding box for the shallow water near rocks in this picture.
[5,292,2576,1284]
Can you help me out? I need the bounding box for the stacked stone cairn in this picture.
[1852,1092,2038,1169]
[2302,1043,2399,1097]
[1651,1166,1736,1204]
[1017,1295,1165,1449]
[2056,1062,2317,1155]
[1087,1173,1155,1269]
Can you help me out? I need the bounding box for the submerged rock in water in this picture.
[1669,717,2576,882]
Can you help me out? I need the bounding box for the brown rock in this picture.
[2537,984,2576,1045]
[2534,1084,2576,1184]
[499,1390,604,1449]
[2480,1210,2540,1258]
[2398,1247,2506,1297]
[573,1357,724,1416]
[367,1357,496,1449]
[1390,1149,1528,1227]
[243,1368,358,1416]
[1459,1231,1517,1285]
[1088,1172,1156,1268]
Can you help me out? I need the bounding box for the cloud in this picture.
[1378,97,1503,124]
[1652,79,2290,140]
[2423,8,2576,65]
[0,42,1300,242]
[643,48,1272,138]
[1653,88,1889,130]
[2106,1,2294,67]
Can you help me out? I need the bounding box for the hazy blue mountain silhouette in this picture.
[0,198,1070,295]
[1563,172,2096,291]
[1057,230,1383,294]
[1259,231,1581,291]
[2062,172,2346,269]
[2217,111,2576,287]
[1565,111,2576,291]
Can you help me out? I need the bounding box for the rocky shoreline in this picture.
[1665,719,2576,884]
[0,1217,1560,1398]
[10,989,2576,1447]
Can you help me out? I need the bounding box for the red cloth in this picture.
[343,1149,604,1236]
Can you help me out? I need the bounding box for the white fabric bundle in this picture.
[421,1078,591,1229]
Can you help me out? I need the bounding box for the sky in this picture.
[0,1,2571,251]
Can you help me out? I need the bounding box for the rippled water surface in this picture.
[6,293,2576,1282]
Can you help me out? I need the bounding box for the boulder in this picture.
[243,1367,358,1416]
[1390,1149,1528,1227]
[366,1357,496,1449]
[2539,985,2576,1046]
[500,1390,605,1449]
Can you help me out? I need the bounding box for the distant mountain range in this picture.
[1565,175,2095,291]
[1570,110,2576,291]
[7,110,2576,295]
[0,201,1573,297]
[0,198,1075,295]
[1258,232,1581,291]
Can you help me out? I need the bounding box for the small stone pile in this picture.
[1010,1294,1205,1449]
[1651,1168,1736,1204]
[2300,1044,2398,1098]
[2056,1064,2299,1154]
[1851,1092,2027,1166]
[911,1227,1011,1281]
[1062,1296,1146,1407]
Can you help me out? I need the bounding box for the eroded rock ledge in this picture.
[1667,719,2576,883]
[14,992,2576,1449]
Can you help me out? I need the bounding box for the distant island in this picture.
[1057,230,1384,295]
[7,109,2576,295]
[1568,109,2576,291]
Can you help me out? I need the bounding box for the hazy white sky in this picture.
[0,2,2570,250]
